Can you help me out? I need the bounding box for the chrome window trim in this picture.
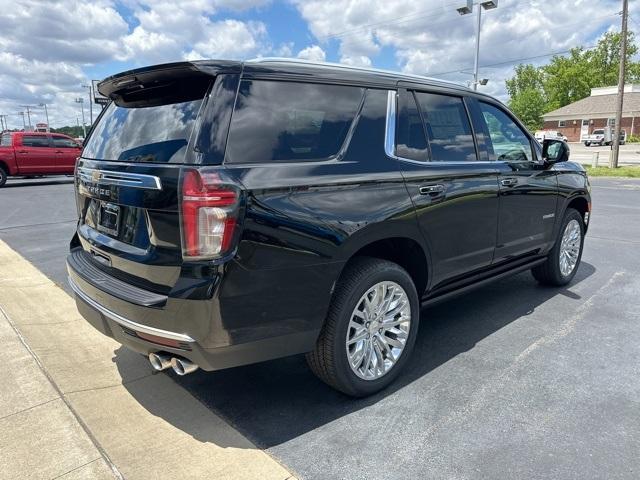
[384,89,498,167]
[77,166,162,190]
[68,276,195,343]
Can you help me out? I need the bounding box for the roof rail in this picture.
[246,57,463,88]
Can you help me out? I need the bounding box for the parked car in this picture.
[67,59,591,397]
[584,128,626,146]
[0,131,81,186]
[535,130,567,143]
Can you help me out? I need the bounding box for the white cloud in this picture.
[186,20,267,60]
[340,55,372,67]
[292,0,638,97]
[0,0,271,128]
[297,45,326,62]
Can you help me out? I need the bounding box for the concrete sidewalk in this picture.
[0,240,296,480]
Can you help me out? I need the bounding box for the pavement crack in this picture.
[0,397,60,422]
[50,457,103,480]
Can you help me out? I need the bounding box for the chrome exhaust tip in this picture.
[148,352,172,371]
[170,357,199,376]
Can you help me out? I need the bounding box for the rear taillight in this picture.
[180,169,239,260]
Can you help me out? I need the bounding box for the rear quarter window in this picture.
[0,134,11,146]
[225,80,364,164]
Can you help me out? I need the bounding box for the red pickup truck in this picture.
[0,131,82,187]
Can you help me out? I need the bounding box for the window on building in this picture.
[608,118,616,127]
[582,119,589,126]
[558,120,566,127]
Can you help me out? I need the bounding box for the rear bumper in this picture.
[67,255,320,371]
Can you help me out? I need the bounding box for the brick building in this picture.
[542,84,640,142]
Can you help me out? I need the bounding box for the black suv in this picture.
[68,59,590,397]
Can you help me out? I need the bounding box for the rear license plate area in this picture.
[97,202,120,236]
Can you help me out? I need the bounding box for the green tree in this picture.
[506,64,547,130]
[51,126,85,138]
[506,31,640,117]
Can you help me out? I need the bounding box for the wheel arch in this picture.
[565,195,591,232]
[338,234,430,298]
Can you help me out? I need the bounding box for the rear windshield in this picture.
[82,82,209,164]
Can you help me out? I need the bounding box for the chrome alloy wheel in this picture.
[346,281,411,380]
[559,219,581,277]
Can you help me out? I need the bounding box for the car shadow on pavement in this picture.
[115,262,595,449]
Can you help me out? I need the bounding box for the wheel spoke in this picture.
[347,329,368,345]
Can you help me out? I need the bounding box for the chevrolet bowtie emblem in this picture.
[91,170,101,183]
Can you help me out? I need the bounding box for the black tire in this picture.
[532,208,584,286]
[306,257,420,397]
[0,166,7,187]
[585,142,590,147]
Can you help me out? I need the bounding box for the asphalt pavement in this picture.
[1,174,639,479]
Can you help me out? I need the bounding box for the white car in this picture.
[535,130,567,143]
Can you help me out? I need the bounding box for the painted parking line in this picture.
[0,239,296,480]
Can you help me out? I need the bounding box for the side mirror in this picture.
[542,139,569,164]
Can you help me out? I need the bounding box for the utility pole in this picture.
[611,0,628,169]
[38,103,50,130]
[20,105,33,130]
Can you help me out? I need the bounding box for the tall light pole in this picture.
[456,1,499,90]
[38,103,50,130]
[75,97,86,137]
[82,84,93,126]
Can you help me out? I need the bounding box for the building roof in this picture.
[543,92,640,120]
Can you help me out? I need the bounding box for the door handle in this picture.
[419,184,446,195]
[500,178,518,187]
[55,150,63,153]
[17,150,27,154]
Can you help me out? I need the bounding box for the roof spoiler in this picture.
[97,60,242,99]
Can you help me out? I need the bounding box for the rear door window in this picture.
[225,80,364,164]
[396,90,429,161]
[22,135,51,147]
[415,92,477,162]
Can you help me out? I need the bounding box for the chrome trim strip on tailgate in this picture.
[77,166,162,190]
[68,276,195,343]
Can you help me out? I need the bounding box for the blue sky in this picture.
[0,0,637,128]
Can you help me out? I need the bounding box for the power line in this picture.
[429,46,598,77]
